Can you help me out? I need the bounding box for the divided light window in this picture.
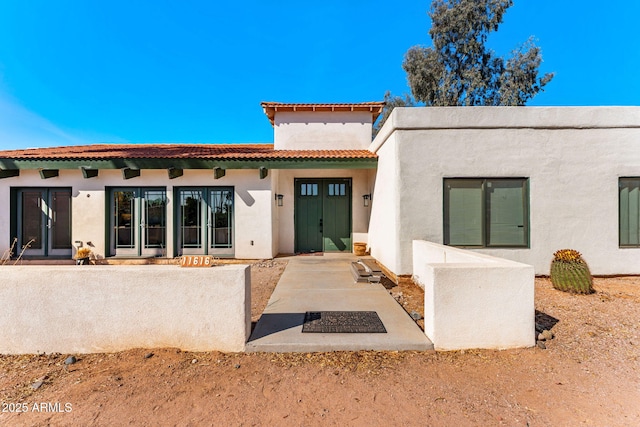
[444,178,529,248]
[327,183,346,196]
[300,183,318,197]
[619,178,640,247]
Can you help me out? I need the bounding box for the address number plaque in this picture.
[180,255,215,267]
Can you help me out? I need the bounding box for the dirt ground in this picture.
[1,260,639,426]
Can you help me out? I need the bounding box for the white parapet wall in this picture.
[413,240,535,351]
[0,265,250,354]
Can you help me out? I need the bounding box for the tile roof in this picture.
[0,144,377,161]
[261,102,385,125]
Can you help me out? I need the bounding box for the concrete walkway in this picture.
[246,254,433,352]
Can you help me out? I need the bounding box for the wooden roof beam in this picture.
[122,168,140,180]
[0,169,19,179]
[213,167,225,179]
[81,167,99,179]
[39,169,59,179]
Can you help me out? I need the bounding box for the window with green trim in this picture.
[176,187,234,256]
[444,178,529,248]
[619,178,640,247]
[109,187,167,257]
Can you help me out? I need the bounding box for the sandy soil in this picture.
[1,261,639,426]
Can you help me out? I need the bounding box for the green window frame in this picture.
[444,178,529,248]
[175,186,234,256]
[108,187,167,257]
[619,178,640,247]
[10,187,73,257]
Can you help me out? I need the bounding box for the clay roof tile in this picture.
[0,144,377,161]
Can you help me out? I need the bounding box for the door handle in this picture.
[319,218,323,233]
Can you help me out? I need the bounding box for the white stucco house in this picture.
[0,103,639,276]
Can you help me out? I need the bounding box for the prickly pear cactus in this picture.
[550,249,594,294]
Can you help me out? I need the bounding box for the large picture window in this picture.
[444,178,529,248]
[620,178,640,247]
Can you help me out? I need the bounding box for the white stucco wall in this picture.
[371,106,640,276]
[0,168,276,260]
[270,169,281,257]
[413,241,535,350]
[368,132,401,273]
[0,265,251,353]
[274,111,373,150]
[0,185,8,255]
[276,169,373,254]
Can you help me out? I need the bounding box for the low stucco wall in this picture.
[0,265,250,354]
[413,241,534,351]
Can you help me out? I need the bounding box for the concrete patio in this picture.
[246,254,433,352]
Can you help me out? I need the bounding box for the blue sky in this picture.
[0,0,638,149]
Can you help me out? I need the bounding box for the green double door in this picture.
[295,179,352,253]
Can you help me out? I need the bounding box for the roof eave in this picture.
[0,157,378,171]
[261,102,385,126]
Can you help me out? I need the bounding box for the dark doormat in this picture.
[302,311,387,333]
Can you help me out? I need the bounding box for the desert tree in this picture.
[403,0,553,106]
[373,91,415,137]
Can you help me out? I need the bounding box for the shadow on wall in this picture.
[236,188,255,207]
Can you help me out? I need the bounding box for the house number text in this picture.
[180,255,214,267]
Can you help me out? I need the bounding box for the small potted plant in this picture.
[75,247,92,265]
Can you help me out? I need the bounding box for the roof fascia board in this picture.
[0,158,378,171]
[262,102,385,125]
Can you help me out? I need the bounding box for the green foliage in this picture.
[402,0,554,106]
[373,91,415,138]
[550,250,594,295]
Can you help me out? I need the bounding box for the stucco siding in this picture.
[270,169,280,257]
[368,133,401,273]
[274,111,373,150]
[0,168,276,260]
[372,107,640,276]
